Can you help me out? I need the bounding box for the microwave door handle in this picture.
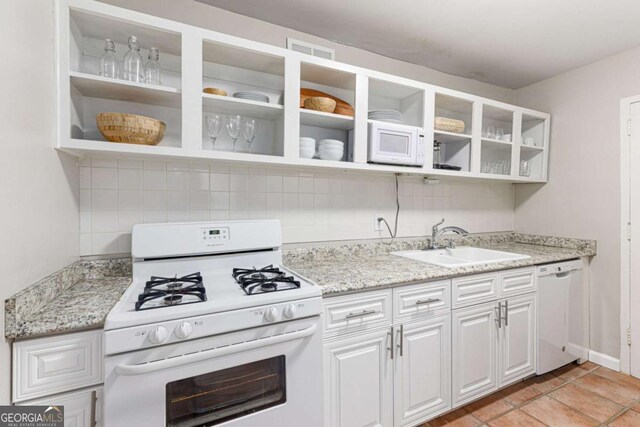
[114,323,317,376]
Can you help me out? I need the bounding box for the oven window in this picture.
[379,132,410,155]
[166,356,286,427]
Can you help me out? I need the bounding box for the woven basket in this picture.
[96,113,166,145]
[434,117,465,134]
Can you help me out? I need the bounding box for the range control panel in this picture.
[200,226,230,243]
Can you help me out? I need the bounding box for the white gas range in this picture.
[103,220,323,427]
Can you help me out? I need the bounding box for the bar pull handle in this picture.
[90,390,97,426]
[416,298,441,306]
[495,302,502,328]
[387,327,394,360]
[503,300,509,326]
[346,309,378,319]
[397,324,404,357]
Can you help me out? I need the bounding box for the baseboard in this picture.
[589,349,621,371]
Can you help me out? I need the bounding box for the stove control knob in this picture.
[174,321,193,339]
[283,304,297,319]
[264,307,279,322]
[148,326,168,344]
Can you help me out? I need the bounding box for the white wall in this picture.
[100,0,514,103]
[80,159,515,255]
[514,46,640,359]
[0,0,80,404]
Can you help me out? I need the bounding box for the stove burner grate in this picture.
[233,265,301,295]
[135,272,206,311]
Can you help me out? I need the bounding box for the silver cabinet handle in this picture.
[503,300,509,326]
[387,327,394,360]
[416,298,441,305]
[495,302,502,328]
[397,325,404,357]
[346,309,378,319]
[90,390,97,426]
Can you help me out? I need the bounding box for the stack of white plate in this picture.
[318,139,344,161]
[233,91,270,103]
[368,109,403,123]
[299,137,316,159]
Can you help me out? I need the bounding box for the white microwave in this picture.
[366,121,425,166]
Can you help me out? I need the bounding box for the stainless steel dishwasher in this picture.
[536,260,588,375]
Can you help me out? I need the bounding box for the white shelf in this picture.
[69,71,181,108]
[520,144,545,153]
[300,109,354,130]
[59,138,186,157]
[434,130,472,143]
[202,93,283,119]
[482,138,513,151]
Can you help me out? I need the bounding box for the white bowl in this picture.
[300,147,316,159]
[318,149,344,161]
[318,139,343,147]
[300,137,316,146]
[318,142,344,149]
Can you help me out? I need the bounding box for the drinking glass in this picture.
[205,114,223,150]
[520,160,531,177]
[487,125,496,139]
[496,128,504,141]
[226,115,242,151]
[242,118,258,153]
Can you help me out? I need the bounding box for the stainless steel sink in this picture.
[391,247,530,268]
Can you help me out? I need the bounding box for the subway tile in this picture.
[210,210,230,221]
[143,160,166,170]
[188,210,210,221]
[117,190,142,211]
[118,169,142,190]
[299,176,314,193]
[266,193,283,210]
[92,190,118,211]
[92,158,117,168]
[266,175,283,193]
[80,233,91,256]
[167,161,189,171]
[143,191,166,211]
[283,176,299,193]
[188,191,209,211]
[167,211,188,222]
[143,211,166,223]
[92,168,118,189]
[91,211,118,233]
[230,192,248,210]
[79,167,91,189]
[229,210,249,220]
[80,212,91,233]
[167,191,188,209]
[79,189,91,211]
[117,159,143,169]
[230,174,248,192]
[248,192,266,210]
[189,172,210,191]
[314,178,329,194]
[248,174,266,192]
[143,169,166,191]
[117,233,132,253]
[118,211,143,233]
[210,173,230,192]
[210,192,230,210]
[166,171,188,191]
[91,232,118,254]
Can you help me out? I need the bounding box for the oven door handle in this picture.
[115,324,318,376]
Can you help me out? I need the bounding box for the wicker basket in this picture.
[203,87,228,96]
[434,117,465,134]
[96,113,166,145]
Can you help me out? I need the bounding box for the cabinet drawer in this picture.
[452,273,499,309]
[323,290,392,337]
[393,280,450,322]
[13,330,103,402]
[499,268,536,297]
[18,386,103,427]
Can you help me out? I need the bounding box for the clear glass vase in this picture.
[123,36,144,82]
[144,47,162,85]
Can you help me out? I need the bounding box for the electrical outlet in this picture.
[374,214,384,231]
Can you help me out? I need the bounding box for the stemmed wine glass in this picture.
[243,118,258,153]
[226,115,242,151]
[205,114,223,150]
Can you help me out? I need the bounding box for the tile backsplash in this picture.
[79,158,514,256]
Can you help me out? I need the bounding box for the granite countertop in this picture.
[5,259,131,340]
[283,233,597,296]
[4,232,596,340]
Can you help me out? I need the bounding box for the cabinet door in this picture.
[19,387,102,427]
[452,302,499,407]
[394,315,451,427]
[499,294,536,386]
[324,329,393,427]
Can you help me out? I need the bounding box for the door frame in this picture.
[620,95,640,375]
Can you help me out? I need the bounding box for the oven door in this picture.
[104,317,323,427]
[368,121,421,165]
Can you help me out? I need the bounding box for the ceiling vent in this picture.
[287,38,335,61]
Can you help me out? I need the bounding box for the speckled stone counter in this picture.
[5,259,132,339]
[283,233,596,296]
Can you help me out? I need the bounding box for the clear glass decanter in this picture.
[145,47,162,85]
[99,39,118,79]
[123,36,144,82]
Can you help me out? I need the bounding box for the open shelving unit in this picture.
[56,0,551,183]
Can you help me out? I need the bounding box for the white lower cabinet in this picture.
[394,315,451,427]
[452,293,536,407]
[452,302,499,406]
[499,294,536,386]
[324,328,394,427]
[18,386,103,427]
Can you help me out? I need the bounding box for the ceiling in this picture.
[196,0,640,89]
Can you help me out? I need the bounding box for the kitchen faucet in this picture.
[428,218,469,250]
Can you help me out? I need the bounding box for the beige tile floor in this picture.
[422,362,640,427]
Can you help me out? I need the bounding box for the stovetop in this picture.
[233,265,301,296]
[135,272,207,311]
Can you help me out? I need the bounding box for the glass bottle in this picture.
[144,47,162,85]
[123,36,144,82]
[99,39,118,79]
